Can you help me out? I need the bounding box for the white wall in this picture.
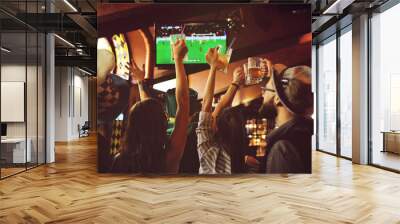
[1,64,41,137]
[55,67,89,141]
[55,67,70,141]
[1,63,46,164]
[73,73,89,138]
[1,65,26,138]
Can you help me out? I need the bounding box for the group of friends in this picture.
[97,31,313,174]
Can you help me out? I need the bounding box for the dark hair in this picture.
[285,79,313,114]
[123,98,167,172]
[215,106,247,173]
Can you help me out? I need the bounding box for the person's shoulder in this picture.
[291,117,313,134]
[269,140,296,154]
[267,140,305,173]
[268,139,302,162]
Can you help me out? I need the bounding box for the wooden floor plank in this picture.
[0,135,399,223]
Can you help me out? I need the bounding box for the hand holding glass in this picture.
[217,47,232,74]
[244,57,264,85]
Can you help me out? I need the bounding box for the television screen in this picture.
[156,23,227,65]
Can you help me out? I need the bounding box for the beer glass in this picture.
[244,57,264,85]
[218,47,232,74]
[170,34,187,61]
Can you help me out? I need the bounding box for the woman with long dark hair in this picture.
[196,47,246,174]
[112,38,190,173]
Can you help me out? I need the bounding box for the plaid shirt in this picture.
[196,112,231,174]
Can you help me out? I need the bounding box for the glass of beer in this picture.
[170,34,187,61]
[244,57,264,85]
[218,47,232,74]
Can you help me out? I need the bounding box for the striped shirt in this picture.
[196,112,231,174]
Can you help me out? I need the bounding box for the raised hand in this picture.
[232,66,245,85]
[206,47,224,70]
[172,39,188,62]
[125,60,145,82]
[261,58,273,79]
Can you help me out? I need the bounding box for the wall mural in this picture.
[97,3,313,174]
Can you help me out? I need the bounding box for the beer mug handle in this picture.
[243,63,250,86]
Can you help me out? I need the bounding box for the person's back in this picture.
[111,39,190,174]
[255,62,313,174]
[110,98,167,173]
[196,56,247,174]
[265,116,313,173]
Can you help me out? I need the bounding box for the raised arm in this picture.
[137,79,151,100]
[137,28,155,100]
[139,28,155,80]
[202,64,217,112]
[127,28,154,102]
[202,47,224,112]
[127,60,150,101]
[212,66,245,118]
[166,39,190,173]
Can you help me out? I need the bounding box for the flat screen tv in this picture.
[155,23,227,66]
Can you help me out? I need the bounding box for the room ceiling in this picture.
[0,0,97,73]
[1,0,389,76]
[99,3,311,103]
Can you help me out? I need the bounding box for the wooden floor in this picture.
[372,151,400,171]
[0,136,400,223]
[1,167,26,178]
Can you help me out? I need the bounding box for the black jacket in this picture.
[264,117,313,173]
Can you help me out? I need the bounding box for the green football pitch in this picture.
[156,37,227,64]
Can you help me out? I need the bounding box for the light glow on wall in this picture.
[153,79,176,92]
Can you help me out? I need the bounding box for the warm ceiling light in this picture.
[299,33,312,44]
[54,34,75,48]
[63,0,78,12]
[1,47,11,53]
[153,79,176,92]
